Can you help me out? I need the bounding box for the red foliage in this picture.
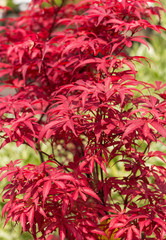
[0,0,166,239]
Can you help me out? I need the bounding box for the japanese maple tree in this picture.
[0,0,166,239]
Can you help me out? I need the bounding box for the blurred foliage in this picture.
[5,0,20,13]
[6,0,18,10]
[129,0,166,83]
[129,0,166,161]
[130,33,166,84]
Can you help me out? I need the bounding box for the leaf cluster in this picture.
[0,0,166,239]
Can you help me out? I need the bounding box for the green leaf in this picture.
[54,0,62,7]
